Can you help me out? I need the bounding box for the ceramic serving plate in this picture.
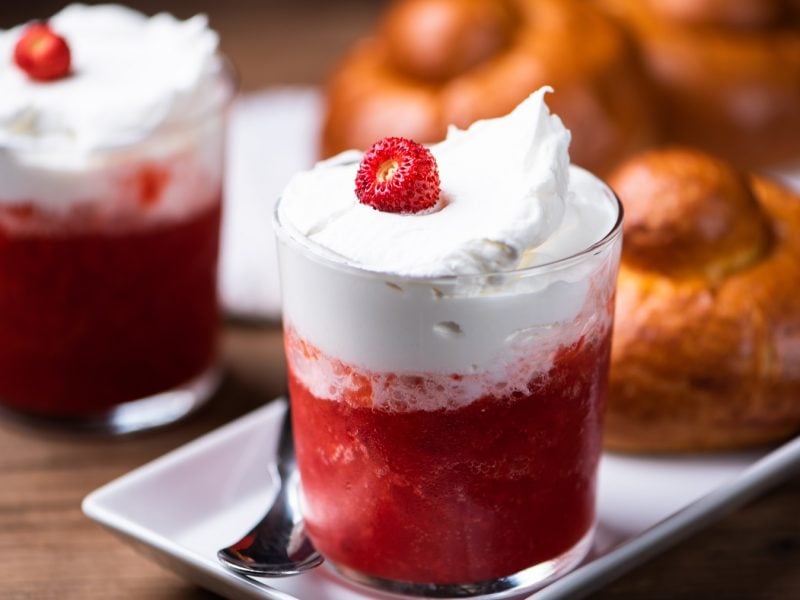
[83,397,800,600]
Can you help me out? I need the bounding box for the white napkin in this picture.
[220,87,322,320]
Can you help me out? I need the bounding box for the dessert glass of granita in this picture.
[0,5,236,432]
[275,88,622,597]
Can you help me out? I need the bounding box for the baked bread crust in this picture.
[599,0,800,168]
[607,148,800,452]
[322,0,655,175]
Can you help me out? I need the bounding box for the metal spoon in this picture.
[217,403,323,576]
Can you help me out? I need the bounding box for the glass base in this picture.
[329,524,594,599]
[0,365,221,435]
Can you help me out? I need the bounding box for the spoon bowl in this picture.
[217,402,323,577]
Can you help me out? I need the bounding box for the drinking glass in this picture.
[0,60,236,433]
[274,181,622,597]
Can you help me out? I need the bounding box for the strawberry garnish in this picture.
[14,23,71,82]
[355,137,441,214]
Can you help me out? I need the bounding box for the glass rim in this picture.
[272,185,624,285]
[0,53,239,155]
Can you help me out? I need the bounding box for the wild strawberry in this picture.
[355,137,441,214]
[14,23,71,82]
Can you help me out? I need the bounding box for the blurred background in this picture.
[1,0,389,89]
[2,2,800,599]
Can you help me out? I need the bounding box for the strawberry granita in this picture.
[286,322,611,585]
[275,90,623,596]
[0,191,221,420]
[0,5,235,431]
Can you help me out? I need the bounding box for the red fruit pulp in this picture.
[355,136,440,214]
[287,331,611,584]
[14,24,71,81]
[0,198,221,416]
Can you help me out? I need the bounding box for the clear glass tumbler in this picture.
[0,61,236,433]
[274,183,622,597]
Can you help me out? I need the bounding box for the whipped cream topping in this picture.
[280,87,611,277]
[0,4,230,220]
[0,4,221,153]
[276,88,622,390]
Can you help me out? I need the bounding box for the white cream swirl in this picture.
[0,4,221,153]
[280,87,584,277]
[276,88,621,390]
[0,4,229,217]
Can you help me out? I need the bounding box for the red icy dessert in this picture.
[286,325,611,583]
[275,88,622,595]
[0,196,221,416]
[0,5,235,430]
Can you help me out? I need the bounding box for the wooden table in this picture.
[2,2,800,599]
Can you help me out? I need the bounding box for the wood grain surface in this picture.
[1,2,799,599]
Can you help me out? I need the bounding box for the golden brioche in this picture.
[322,0,655,175]
[607,147,800,452]
[598,0,800,168]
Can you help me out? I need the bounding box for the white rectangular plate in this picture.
[83,398,800,600]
